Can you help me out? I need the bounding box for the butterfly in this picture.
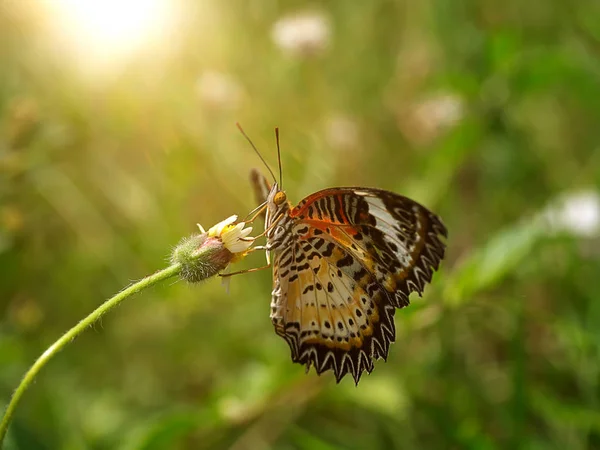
[238,126,447,384]
[246,167,447,384]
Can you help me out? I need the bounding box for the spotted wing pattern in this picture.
[268,187,447,384]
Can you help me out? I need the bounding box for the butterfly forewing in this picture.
[256,172,447,384]
[250,168,271,221]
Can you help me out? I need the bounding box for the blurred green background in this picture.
[1,1,600,449]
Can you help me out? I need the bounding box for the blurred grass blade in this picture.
[288,426,339,450]
[444,215,547,307]
[532,387,600,432]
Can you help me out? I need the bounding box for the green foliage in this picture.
[1,0,600,448]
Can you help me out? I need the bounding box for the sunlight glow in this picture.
[45,0,177,69]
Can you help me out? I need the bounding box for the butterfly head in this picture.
[272,187,287,205]
[266,183,289,213]
[264,183,293,247]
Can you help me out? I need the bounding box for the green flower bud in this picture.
[170,215,254,283]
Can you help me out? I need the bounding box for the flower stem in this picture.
[0,263,182,445]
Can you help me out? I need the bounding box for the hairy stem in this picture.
[0,263,182,444]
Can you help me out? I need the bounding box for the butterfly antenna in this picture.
[275,127,283,188]
[236,122,277,183]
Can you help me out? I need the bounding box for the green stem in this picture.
[0,263,182,445]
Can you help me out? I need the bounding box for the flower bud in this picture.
[170,215,254,283]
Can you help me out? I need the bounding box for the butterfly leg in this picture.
[250,212,284,240]
[219,263,271,278]
[244,245,268,253]
[242,245,271,263]
[243,203,268,224]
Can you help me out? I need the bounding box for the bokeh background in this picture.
[2,1,600,449]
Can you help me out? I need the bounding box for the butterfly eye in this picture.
[273,191,287,205]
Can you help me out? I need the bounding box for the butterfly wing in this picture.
[250,168,271,221]
[270,187,447,383]
[292,188,448,307]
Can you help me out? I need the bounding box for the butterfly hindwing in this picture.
[270,228,395,384]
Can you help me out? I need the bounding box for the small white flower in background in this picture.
[196,71,243,111]
[325,115,360,151]
[272,11,331,57]
[544,191,600,237]
[397,92,465,146]
[218,396,248,422]
[417,93,464,128]
[412,92,464,135]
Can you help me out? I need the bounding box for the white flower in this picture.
[272,11,331,57]
[417,94,464,127]
[196,71,243,111]
[204,215,254,254]
[204,214,235,236]
[544,191,600,237]
[397,92,465,146]
[325,115,360,151]
[412,93,464,135]
[220,222,254,253]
